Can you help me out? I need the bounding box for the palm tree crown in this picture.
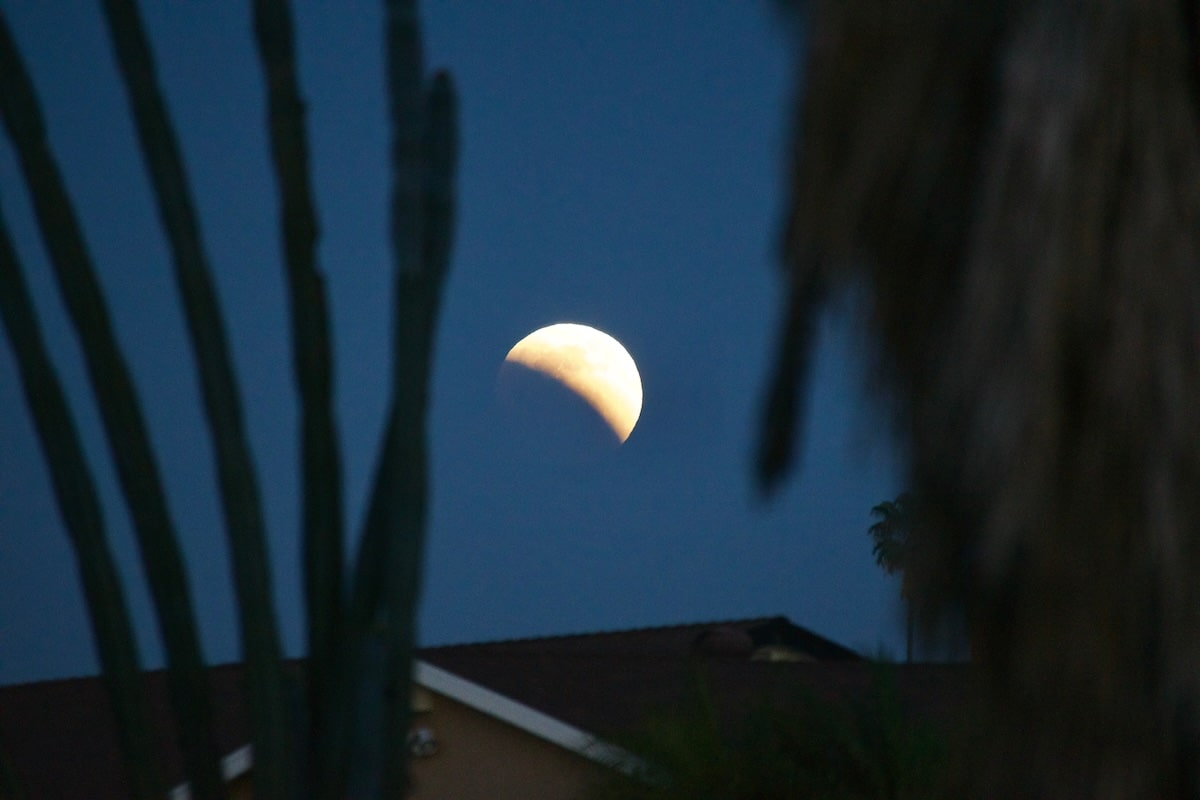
[869,493,913,577]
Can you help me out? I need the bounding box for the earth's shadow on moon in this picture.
[494,361,625,466]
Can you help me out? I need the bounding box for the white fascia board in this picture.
[166,659,641,797]
[166,744,253,799]
[412,660,636,770]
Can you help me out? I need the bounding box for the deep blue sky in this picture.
[0,2,903,685]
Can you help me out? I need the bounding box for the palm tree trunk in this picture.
[905,602,914,664]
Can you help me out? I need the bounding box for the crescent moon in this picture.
[504,323,643,443]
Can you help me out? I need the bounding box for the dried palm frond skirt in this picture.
[761,1,1200,796]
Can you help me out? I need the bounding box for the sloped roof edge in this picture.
[167,743,252,799]
[418,615,804,650]
[415,660,634,771]
[167,659,636,797]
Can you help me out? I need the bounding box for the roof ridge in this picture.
[0,659,291,690]
[417,615,789,650]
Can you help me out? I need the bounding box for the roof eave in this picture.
[166,659,640,798]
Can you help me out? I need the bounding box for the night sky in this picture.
[0,2,903,685]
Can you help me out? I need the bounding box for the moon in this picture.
[504,323,643,443]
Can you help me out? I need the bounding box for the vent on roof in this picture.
[751,644,815,663]
[692,626,755,657]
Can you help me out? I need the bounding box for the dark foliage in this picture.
[589,665,957,800]
[761,1,1200,796]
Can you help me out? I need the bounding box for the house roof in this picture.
[417,615,865,736]
[0,661,258,799]
[0,616,972,797]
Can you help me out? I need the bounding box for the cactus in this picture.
[0,208,161,798]
[100,1,293,795]
[252,0,345,767]
[327,3,458,794]
[0,0,456,797]
[0,8,215,796]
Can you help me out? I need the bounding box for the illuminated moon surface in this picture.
[504,323,643,443]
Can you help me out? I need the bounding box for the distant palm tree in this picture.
[869,494,914,662]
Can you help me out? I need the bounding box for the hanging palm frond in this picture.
[761,1,1200,796]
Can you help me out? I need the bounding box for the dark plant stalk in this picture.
[0,210,161,800]
[98,1,292,796]
[334,0,427,789]
[330,3,457,796]
[251,0,344,760]
[376,14,429,785]
[0,10,216,798]
[1,8,223,798]
[380,68,457,799]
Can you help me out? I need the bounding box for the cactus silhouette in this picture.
[0,1,456,796]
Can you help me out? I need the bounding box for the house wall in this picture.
[408,692,609,800]
[227,774,254,799]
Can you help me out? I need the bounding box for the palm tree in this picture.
[759,2,1200,795]
[868,495,914,662]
